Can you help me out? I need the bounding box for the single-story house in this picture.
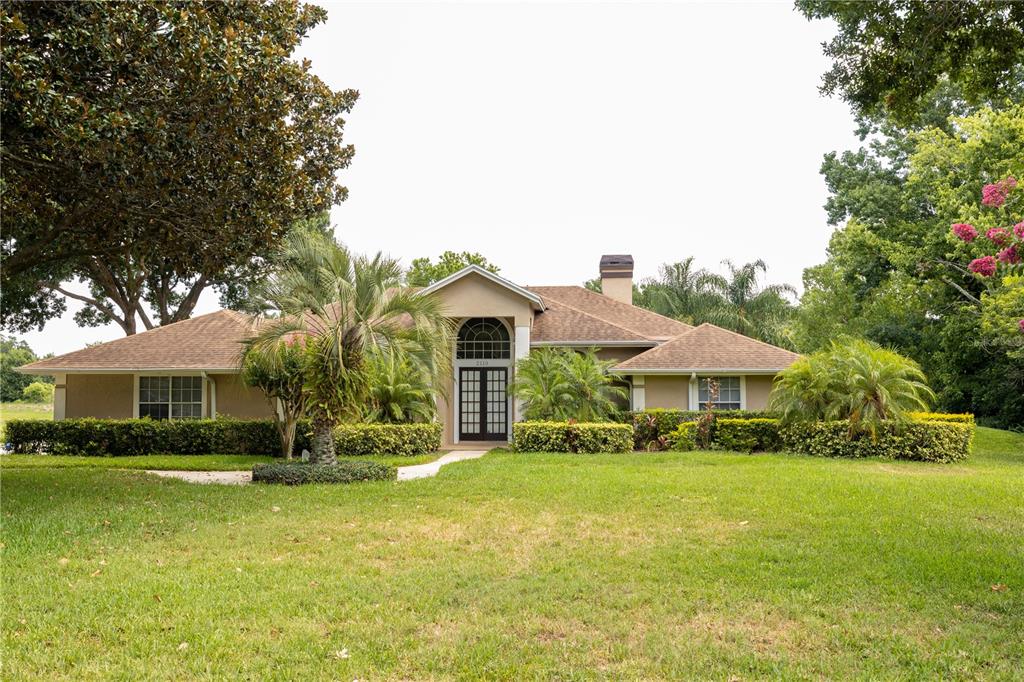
[19,254,799,446]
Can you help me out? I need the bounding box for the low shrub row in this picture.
[252,460,396,485]
[669,416,973,462]
[622,408,774,449]
[5,419,442,457]
[780,420,974,463]
[511,421,634,453]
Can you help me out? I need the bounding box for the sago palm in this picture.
[246,226,453,464]
[364,350,438,424]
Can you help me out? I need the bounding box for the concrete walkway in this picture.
[396,450,488,480]
[145,450,489,485]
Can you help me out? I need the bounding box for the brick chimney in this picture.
[599,254,633,305]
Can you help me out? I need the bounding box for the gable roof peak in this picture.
[419,264,545,310]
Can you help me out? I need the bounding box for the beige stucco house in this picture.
[20,255,799,446]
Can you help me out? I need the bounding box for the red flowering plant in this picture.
[950,176,1023,334]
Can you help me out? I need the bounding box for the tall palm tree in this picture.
[246,226,453,464]
[702,259,797,344]
[645,258,720,324]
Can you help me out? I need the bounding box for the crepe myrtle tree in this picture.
[246,226,453,465]
[240,338,307,459]
[948,176,1024,340]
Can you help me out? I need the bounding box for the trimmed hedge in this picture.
[669,422,697,451]
[908,412,976,425]
[5,418,442,457]
[5,418,280,456]
[334,423,441,456]
[715,418,782,453]
[252,460,396,485]
[622,408,774,449]
[512,421,634,453]
[780,420,974,462]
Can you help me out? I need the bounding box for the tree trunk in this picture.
[310,418,336,465]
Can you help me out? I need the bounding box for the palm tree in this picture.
[509,348,575,420]
[510,347,626,421]
[246,226,453,464]
[703,259,797,345]
[769,338,935,437]
[645,258,720,324]
[364,350,437,424]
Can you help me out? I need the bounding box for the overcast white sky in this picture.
[22,1,860,357]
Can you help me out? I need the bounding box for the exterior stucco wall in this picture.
[432,272,534,326]
[643,375,691,410]
[744,375,774,410]
[209,374,275,419]
[65,374,134,419]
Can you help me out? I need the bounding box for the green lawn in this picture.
[0,402,51,436]
[2,427,1022,679]
[0,452,441,471]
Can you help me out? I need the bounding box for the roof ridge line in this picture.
[536,294,654,341]
[532,285,691,338]
[694,322,800,355]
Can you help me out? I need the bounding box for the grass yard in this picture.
[0,402,51,436]
[0,452,440,472]
[2,427,1022,679]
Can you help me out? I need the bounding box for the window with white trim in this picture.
[139,376,203,420]
[698,376,741,410]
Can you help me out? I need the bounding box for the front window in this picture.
[456,318,510,359]
[139,376,203,420]
[698,376,741,410]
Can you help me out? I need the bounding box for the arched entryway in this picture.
[456,318,510,441]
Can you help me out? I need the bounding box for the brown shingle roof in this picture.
[18,310,257,373]
[527,286,691,342]
[613,323,800,372]
[530,294,654,344]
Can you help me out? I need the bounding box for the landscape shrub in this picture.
[715,418,782,453]
[669,421,697,451]
[909,412,976,425]
[252,460,395,485]
[21,381,55,403]
[5,419,441,457]
[621,408,774,448]
[333,423,442,456]
[512,421,633,453]
[781,420,973,462]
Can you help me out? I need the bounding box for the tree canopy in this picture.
[1,1,357,335]
[797,0,1024,124]
[405,252,500,287]
[0,336,53,402]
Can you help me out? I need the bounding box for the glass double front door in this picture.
[459,367,508,441]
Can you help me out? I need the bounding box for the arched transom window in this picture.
[457,318,510,359]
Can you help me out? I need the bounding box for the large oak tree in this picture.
[1,1,357,334]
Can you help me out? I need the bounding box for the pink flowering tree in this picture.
[949,176,1024,337]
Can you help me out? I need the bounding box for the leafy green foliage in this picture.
[770,339,934,436]
[405,251,500,287]
[1,2,357,334]
[669,422,697,451]
[363,351,437,424]
[21,381,54,404]
[511,421,634,453]
[245,225,453,464]
[252,460,395,485]
[714,418,783,454]
[780,420,974,463]
[5,418,441,457]
[791,102,1024,427]
[796,1,1024,123]
[0,335,52,402]
[622,408,775,450]
[333,423,442,457]
[510,348,626,421]
[629,258,796,346]
[240,341,308,458]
